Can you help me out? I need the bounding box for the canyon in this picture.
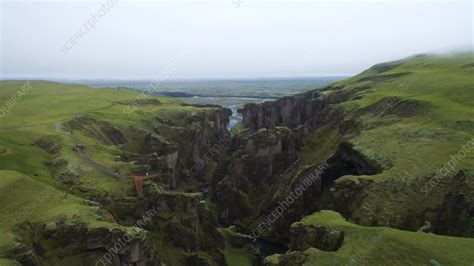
[0,53,473,265]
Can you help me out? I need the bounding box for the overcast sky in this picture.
[0,0,472,79]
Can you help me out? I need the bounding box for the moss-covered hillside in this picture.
[265,210,474,266]
[0,81,231,265]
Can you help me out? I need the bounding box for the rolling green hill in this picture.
[0,81,230,265]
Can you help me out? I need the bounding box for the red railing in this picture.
[130,174,160,198]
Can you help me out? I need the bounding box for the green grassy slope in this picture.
[297,53,474,233]
[303,53,474,174]
[338,53,474,178]
[266,210,474,266]
[0,170,115,255]
[0,80,227,264]
[0,83,129,213]
[219,227,253,266]
[261,53,474,265]
[0,80,210,189]
[0,82,147,256]
[0,81,177,177]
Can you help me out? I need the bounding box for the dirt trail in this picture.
[54,122,127,179]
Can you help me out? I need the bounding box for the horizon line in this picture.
[0,74,353,82]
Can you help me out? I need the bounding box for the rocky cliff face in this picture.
[289,223,344,252]
[239,87,355,134]
[64,106,231,188]
[213,127,300,225]
[216,68,474,257]
[240,93,323,133]
[212,88,364,236]
[39,105,232,265]
[9,219,159,265]
[117,106,232,190]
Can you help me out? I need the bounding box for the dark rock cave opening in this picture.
[248,143,385,263]
[304,142,383,212]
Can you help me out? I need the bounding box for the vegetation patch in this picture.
[269,210,474,265]
[357,72,411,83]
[461,62,474,69]
[219,227,253,266]
[34,135,62,154]
[121,98,162,106]
[289,223,344,252]
[66,116,126,145]
[371,62,402,73]
[382,98,431,118]
[357,97,431,118]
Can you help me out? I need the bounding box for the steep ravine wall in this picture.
[234,85,474,241]
[30,106,233,265]
[239,87,354,134]
[211,88,372,240]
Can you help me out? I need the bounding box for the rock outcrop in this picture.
[66,116,127,145]
[213,127,300,225]
[289,223,344,252]
[9,219,158,265]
